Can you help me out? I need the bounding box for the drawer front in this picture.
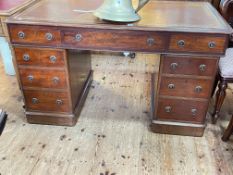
[14,47,65,67]
[162,55,218,76]
[24,90,71,112]
[169,34,226,54]
[9,25,61,45]
[159,76,212,98]
[62,28,167,52]
[156,98,208,123]
[19,68,67,89]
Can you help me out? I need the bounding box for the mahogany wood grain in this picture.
[14,47,66,67]
[24,90,72,113]
[67,50,92,109]
[162,55,218,76]
[169,34,227,54]
[159,76,213,98]
[62,28,167,52]
[19,68,67,89]
[157,98,209,123]
[150,121,205,137]
[9,25,61,46]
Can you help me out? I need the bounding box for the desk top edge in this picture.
[6,0,233,34]
[0,0,38,16]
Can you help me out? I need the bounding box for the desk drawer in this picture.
[169,34,226,54]
[162,55,218,76]
[9,25,61,46]
[14,47,66,67]
[62,28,167,52]
[24,90,71,113]
[159,76,212,98]
[156,98,208,123]
[19,68,67,89]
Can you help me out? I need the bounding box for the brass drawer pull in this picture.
[56,99,63,105]
[195,86,202,93]
[32,98,39,104]
[208,41,216,48]
[52,77,60,84]
[165,106,172,113]
[50,55,57,63]
[170,63,178,70]
[23,54,30,61]
[27,75,34,81]
[18,31,25,39]
[199,64,206,72]
[75,34,82,41]
[45,33,53,41]
[191,108,197,116]
[177,40,185,47]
[147,38,155,46]
[168,83,175,89]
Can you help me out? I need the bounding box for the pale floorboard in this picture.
[0,52,232,175]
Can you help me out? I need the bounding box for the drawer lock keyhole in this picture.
[32,98,39,104]
[168,83,175,89]
[165,106,172,113]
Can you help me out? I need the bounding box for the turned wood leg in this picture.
[212,80,228,124]
[211,74,219,97]
[222,115,233,141]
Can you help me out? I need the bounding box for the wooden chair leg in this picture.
[211,73,219,97]
[212,80,228,124]
[222,115,233,141]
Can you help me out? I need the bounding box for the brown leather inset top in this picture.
[6,0,233,34]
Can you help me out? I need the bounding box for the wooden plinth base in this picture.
[151,120,205,137]
[26,71,93,126]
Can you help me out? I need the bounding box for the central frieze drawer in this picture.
[19,68,67,89]
[24,90,71,113]
[9,25,61,46]
[61,28,167,52]
[157,98,208,123]
[169,34,227,54]
[14,47,66,67]
[159,76,212,98]
[162,55,218,76]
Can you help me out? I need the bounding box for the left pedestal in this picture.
[13,47,92,126]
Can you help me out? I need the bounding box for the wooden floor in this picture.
[0,52,233,175]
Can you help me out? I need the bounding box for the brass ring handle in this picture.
[23,54,30,61]
[27,75,34,81]
[56,99,63,105]
[52,77,60,84]
[18,31,25,39]
[170,63,178,70]
[147,38,155,46]
[45,33,53,41]
[199,64,206,72]
[177,40,185,47]
[75,34,82,41]
[195,86,202,93]
[32,98,39,104]
[168,83,175,89]
[191,108,197,116]
[208,41,216,48]
[50,55,57,63]
[165,106,172,113]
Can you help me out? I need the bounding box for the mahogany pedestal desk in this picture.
[6,0,233,136]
